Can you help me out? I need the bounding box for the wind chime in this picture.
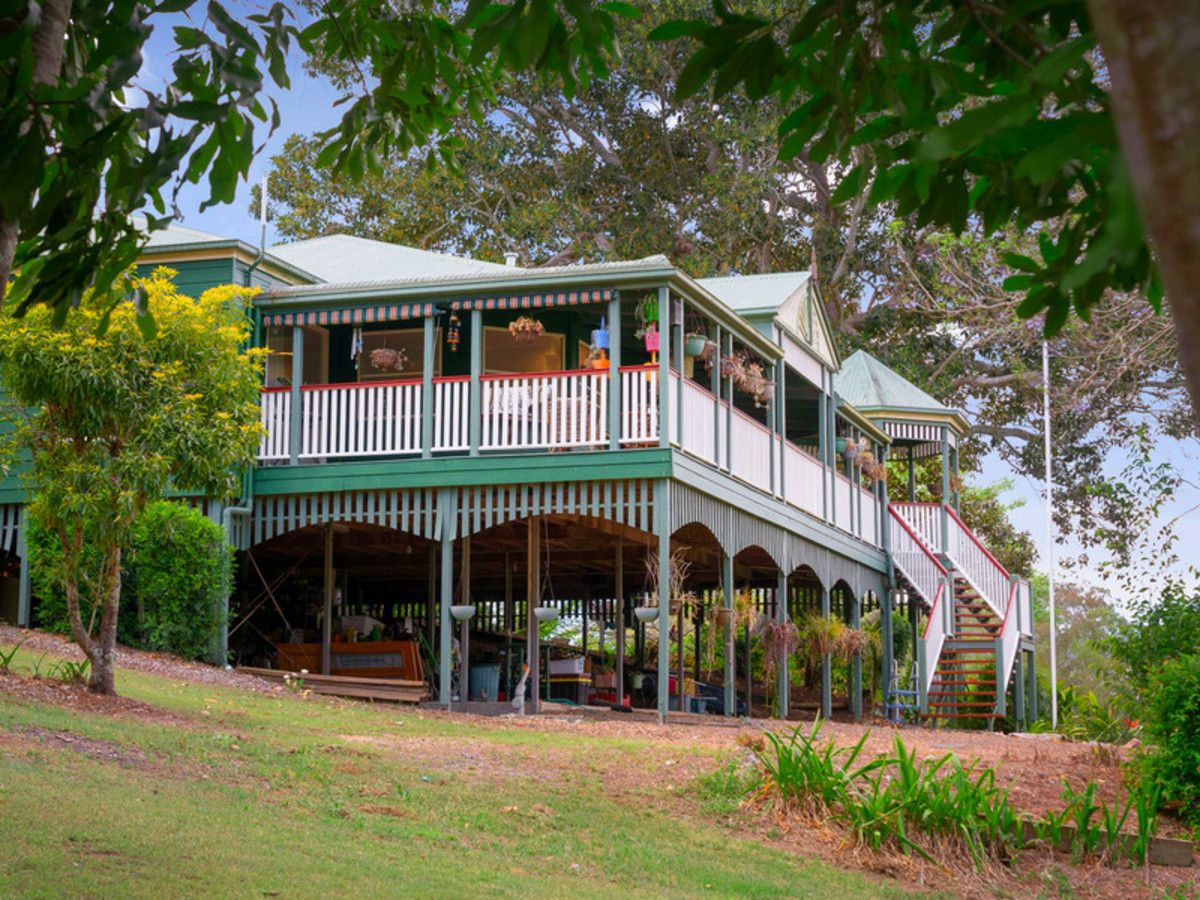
[446,310,461,352]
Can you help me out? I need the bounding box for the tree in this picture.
[0,0,630,319]
[263,1,1189,557]
[654,1,1200,431]
[0,268,263,694]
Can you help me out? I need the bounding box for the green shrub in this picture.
[1137,653,1200,826]
[127,501,232,660]
[28,500,231,660]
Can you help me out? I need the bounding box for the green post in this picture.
[723,332,733,471]
[607,294,621,450]
[940,425,950,552]
[776,568,789,719]
[821,585,832,718]
[657,287,670,450]
[722,549,735,718]
[916,638,929,714]
[655,478,671,723]
[993,638,1005,717]
[672,297,683,446]
[1026,649,1038,721]
[881,588,895,719]
[851,590,863,721]
[818,385,828,520]
[289,325,304,465]
[469,309,483,456]
[1013,650,1025,730]
[422,315,434,458]
[710,324,721,465]
[15,504,30,627]
[439,501,454,708]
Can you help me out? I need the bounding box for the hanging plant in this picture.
[684,333,708,357]
[447,311,461,352]
[842,438,859,462]
[761,619,801,683]
[698,340,717,371]
[803,614,846,659]
[591,316,610,350]
[508,315,545,342]
[369,346,408,373]
[836,626,870,660]
[633,296,660,338]
[720,352,745,382]
[643,324,660,353]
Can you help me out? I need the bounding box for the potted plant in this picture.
[684,332,708,357]
[586,346,609,370]
[508,316,545,342]
[591,317,610,350]
[643,323,660,353]
[720,352,745,382]
[841,437,859,463]
[698,339,717,372]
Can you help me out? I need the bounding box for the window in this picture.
[264,325,328,387]
[358,328,441,381]
[483,326,564,374]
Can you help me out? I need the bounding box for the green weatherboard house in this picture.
[1,224,1037,725]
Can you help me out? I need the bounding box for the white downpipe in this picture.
[1043,341,1057,729]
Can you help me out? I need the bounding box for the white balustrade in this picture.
[889,505,950,696]
[729,408,771,492]
[998,580,1020,698]
[259,389,291,461]
[859,486,880,547]
[480,370,608,451]
[433,377,469,451]
[783,441,824,518]
[833,473,853,532]
[893,502,942,552]
[620,366,659,445]
[943,504,1009,620]
[299,379,422,459]
[680,378,717,464]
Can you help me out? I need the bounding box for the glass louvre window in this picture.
[265,326,329,387]
[483,326,564,374]
[358,328,440,381]
[264,326,294,387]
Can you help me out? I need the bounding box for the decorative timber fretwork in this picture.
[451,479,654,539]
[252,489,441,545]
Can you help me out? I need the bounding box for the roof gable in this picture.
[833,350,968,431]
[697,270,839,370]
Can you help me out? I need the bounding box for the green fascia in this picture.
[833,401,892,445]
[138,241,320,285]
[671,452,888,572]
[253,448,673,495]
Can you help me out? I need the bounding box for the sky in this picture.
[143,13,1199,600]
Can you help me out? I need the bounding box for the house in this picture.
[1,224,1036,725]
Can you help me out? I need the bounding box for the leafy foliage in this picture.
[0,269,263,692]
[1104,580,1200,706]
[1134,654,1200,826]
[656,2,1156,338]
[30,502,233,662]
[0,0,632,317]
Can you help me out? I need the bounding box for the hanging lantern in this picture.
[447,311,461,352]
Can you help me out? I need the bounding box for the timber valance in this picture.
[449,287,614,312]
[261,302,436,328]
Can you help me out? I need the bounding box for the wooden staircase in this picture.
[923,577,1002,722]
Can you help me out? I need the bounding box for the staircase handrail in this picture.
[942,503,1009,621]
[888,504,948,606]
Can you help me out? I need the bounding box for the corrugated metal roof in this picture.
[264,251,676,297]
[267,234,515,283]
[834,349,955,415]
[695,271,811,313]
[140,220,234,247]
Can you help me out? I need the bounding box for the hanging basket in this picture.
[591,320,610,350]
[369,346,407,373]
[509,316,545,342]
[713,607,733,628]
[633,606,659,624]
[684,333,708,357]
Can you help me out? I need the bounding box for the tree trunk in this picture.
[88,542,122,695]
[1090,0,1200,431]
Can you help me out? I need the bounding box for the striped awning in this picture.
[450,287,614,312]
[262,302,436,328]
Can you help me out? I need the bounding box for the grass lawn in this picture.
[0,646,917,898]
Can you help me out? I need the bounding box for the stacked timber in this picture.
[239,667,427,704]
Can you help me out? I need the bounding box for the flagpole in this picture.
[1042,340,1058,729]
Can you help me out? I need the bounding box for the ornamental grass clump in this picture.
[753,721,1026,869]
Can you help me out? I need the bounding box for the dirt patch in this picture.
[0,626,279,693]
[13,725,148,767]
[0,668,194,728]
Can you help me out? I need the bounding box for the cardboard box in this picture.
[592,672,616,689]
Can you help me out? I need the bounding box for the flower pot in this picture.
[633,606,659,624]
[714,608,733,628]
[591,326,609,350]
[684,334,708,357]
[591,356,609,370]
[643,328,660,353]
[835,437,847,456]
